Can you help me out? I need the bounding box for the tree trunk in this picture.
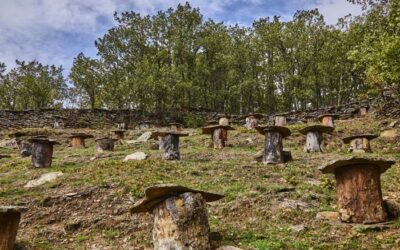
[31,142,54,168]
[263,131,284,164]
[71,137,85,148]
[0,211,21,250]
[349,138,371,153]
[159,134,180,160]
[152,192,211,249]
[304,131,322,153]
[245,117,258,130]
[359,107,368,117]
[212,128,227,149]
[335,165,388,223]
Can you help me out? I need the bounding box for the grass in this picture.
[0,117,400,249]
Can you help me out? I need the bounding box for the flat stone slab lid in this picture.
[318,114,340,120]
[150,131,189,139]
[255,125,291,138]
[299,125,334,135]
[342,134,379,144]
[0,206,28,213]
[69,133,94,139]
[202,125,235,134]
[28,137,60,145]
[95,137,118,141]
[130,184,224,214]
[319,156,396,174]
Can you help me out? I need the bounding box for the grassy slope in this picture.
[0,117,400,249]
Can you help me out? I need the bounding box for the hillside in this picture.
[1,116,400,249]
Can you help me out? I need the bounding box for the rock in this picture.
[216,246,243,250]
[126,132,152,144]
[316,211,339,221]
[389,120,398,128]
[380,129,400,138]
[0,138,18,149]
[123,152,147,161]
[289,224,306,232]
[25,172,64,188]
[279,199,309,210]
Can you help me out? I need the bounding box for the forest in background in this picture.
[0,0,398,114]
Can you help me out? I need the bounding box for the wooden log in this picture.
[335,165,387,223]
[95,138,116,153]
[349,138,371,153]
[31,142,55,168]
[159,134,180,160]
[152,192,211,249]
[359,107,368,117]
[71,136,86,148]
[322,116,334,127]
[304,131,322,153]
[0,207,26,250]
[212,128,227,149]
[274,116,287,126]
[263,131,284,164]
[245,116,258,130]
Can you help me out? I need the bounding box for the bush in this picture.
[184,113,205,128]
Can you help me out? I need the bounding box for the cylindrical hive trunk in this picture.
[304,131,322,153]
[322,116,334,127]
[245,117,258,130]
[359,107,368,117]
[96,139,115,153]
[152,192,211,249]
[71,137,85,148]
[335,165,387,223]
[349,138,371,153]
[219,118,229,126]
[263,131,284,164]
[159,134,180,160]
[0,211,21,250]
[212,128,227,149]
[31,142,54,168]
[275,116,287,126]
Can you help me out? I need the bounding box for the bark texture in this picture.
[275,116,287,126]
[322,116,334,127]
[31,142,54,168]
[335,165,388,223]
[212,128,227,149]
[71,137,85,148]
[349,138,371,153]
[0,212,21,250]
[245,117,258,130]
[152,192,211,250]
[304,131,322,153]
[263,131,284,164]
[96,139,115,153]
[159,134,180,160]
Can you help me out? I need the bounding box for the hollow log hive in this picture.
[318,114,339,127]
[274,115,287,127]
[151,131,189,160]
[28,137,60,168]
[95,137,117,153]
[256,125,291,164]
[69,133,93,148]
[0,206,27,250]
[299,125,334,153]
[320,157,395,223]
[130,184,224,249]
[342,134,378,153]
[201,125,235,149]
[112,130,126,145]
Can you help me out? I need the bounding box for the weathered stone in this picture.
[25,172,64,188]
[123,152,147,161]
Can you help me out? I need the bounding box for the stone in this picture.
[126,132,152,144]
[389,120,398,128]
[24,172,64,188]
[316,211,339,221]
[0,138,18,149]
[380,129,400,138]
[123,152,147,161]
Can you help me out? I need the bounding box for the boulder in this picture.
[25,172,64,188]
[124,152,147,161]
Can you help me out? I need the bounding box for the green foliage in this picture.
[184,113,205,128]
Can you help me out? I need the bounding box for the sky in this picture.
[0,0,363,75]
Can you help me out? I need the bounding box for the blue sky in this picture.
[0,0,362,75]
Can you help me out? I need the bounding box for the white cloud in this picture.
[305,0,363,24]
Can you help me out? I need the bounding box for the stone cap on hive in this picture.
[95,137,118,141]
[69,133,94,139]
[0,206,28,213]
[255,125,291,138]
[130,184,224,214]
[319,156,395,174]
[150,131,189,139]
[201,125,235,134]
[299,125,334,135]
[342,134,378,144]
[318,114,340,120]
[28,137,60,145]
